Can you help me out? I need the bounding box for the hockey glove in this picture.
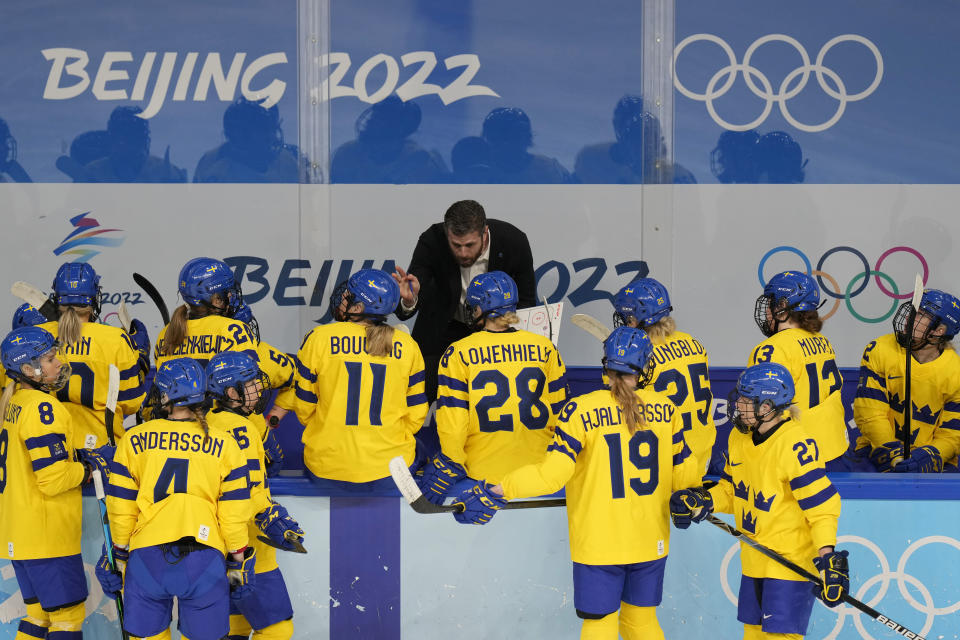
[813,549,849,607]
[892,445,943,473]
[95,545,128,599]
[226,547,257,600]
[76,447,111,484]
[669,488,713,529]
[452,480,507,525]
[418,452,467,505]
[128,319,151,370]
[255,501,305,552]
[263,429,284,478]
[869,441,904,473]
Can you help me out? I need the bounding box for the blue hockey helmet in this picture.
[602,326,656,387]
[465,271,518,323]
[231,302,260,342]
[1,326,69,391]
[893,288,960,348]
[755,270,820,337]
[727,362,794,433]
[52,262,102,316]
[154,357,207,408]
[613,278,672,328]
[12,303,47,330]
[206,351,269,415]
[178,257,242,314]
[343,269,400,320]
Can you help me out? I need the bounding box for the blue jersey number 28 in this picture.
[473,367,549,432]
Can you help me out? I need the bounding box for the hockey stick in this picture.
[105,364,120,447]
[389,456,566,513]
[93,471,130,640]
[117,302,132,333]
[902,274,924,459]
[541,296,554,344]
[571,313,610,342]
[132,273,170,325]
[705,514,926,640]
[10,282,59,321]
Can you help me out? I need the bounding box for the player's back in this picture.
[749,328,842,409]
[297,321,426,482]
[558,387,695,565]
[110,417,248,552]
[0,388,84,559]
[437,328,567,483]
[154,315,258,370]
[40,320,144,449]
[649,330,715,473]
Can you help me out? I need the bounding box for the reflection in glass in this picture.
[331,96,449,183]
[194,97,303,183]
[479,107,570,184]
[574,95,696,184]
[710,129,807,184]
[0,117,31,183]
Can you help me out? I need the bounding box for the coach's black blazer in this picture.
[396,218,536,357]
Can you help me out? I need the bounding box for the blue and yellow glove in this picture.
[892,445,943,473]
[255,501,305,552]
[226,547,257,600]
[263,429,284,477]
[452,481,507,525]
[76,447,111,484]
[813,549,849,607]
[869,441,904,473]
[95,545,127,600]
[418,452,467,505]
[669,488,713,529]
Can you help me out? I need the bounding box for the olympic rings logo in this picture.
[673,34,883,132]
[757,246,928,323]
[719,534,960,639]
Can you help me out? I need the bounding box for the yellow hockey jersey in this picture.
[39,320,145,450]
[154,315,259,370]
[649,330,715,475]
[709,415,841,581]
[749,328,847,460]
[853,334,960,466]
[437,328,567,483]
[285,321,427,482]
[107,417,250,553]
[208,408,278,573]
[501,387,700,565]
[0,389,86,559]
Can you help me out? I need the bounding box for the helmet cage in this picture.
[726,388,784,434]
[893,302,940,350]
[210,371,270,416]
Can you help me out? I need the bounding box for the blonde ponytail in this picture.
[609,371,645,434]
[162,305,191,356]
[57,306,86,347]
[486,311,519,331]
[191,405,210,443]
[365,324,396,358]
[0,381,14,425]
[644,316,676,343]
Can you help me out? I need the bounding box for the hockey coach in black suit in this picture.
[393,199,537,403]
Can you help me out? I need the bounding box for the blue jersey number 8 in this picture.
[0,429,8,494]
[473,367,549,432]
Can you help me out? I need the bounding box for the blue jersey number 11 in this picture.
[344,362,387,426]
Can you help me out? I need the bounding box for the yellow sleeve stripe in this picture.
[107,485,138,500]
[409,370,426,386]
[554,427,582,454]
[437,375,468,392]
[220,487,251,501]
[437,395,468,410]
[789,468,826,490]
[797,484,838,510]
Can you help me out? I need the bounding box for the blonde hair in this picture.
[485,311,519,331]
[57,305,90,347]
[609,371,646,434]
[365,323,396,358]
[162,305,190,356]
[0,381,14,426]
[190,405,210,443]
[643,316,676,343]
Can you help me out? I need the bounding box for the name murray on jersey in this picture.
[578,402,676,431]
[129,430,225,457]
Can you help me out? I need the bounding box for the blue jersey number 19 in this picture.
[603,430,659,499]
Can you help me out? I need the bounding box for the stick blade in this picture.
[92,469,106,500]
[911,273,924,311]
[388,455,458,514]
[118,302,132,333]
[11,282,58,321]
[106,364,120,413]
[256,534,308,554]
[571,314,610,342]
